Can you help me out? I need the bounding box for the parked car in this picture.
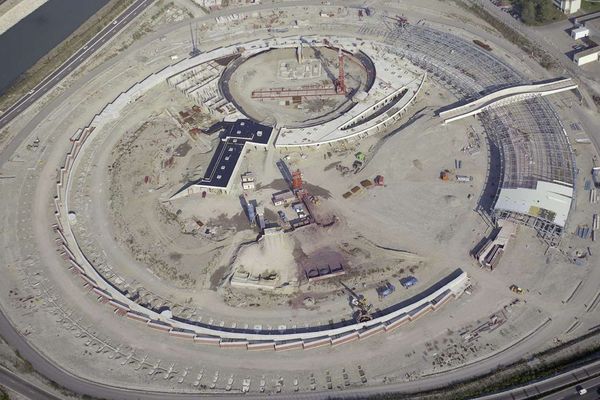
[278,210,287,222]
[400,276,418,289]
[377,282,395,298]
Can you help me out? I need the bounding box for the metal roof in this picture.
[494,181,573,227]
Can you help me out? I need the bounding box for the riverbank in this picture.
[0,0,135,112]
[0,0,48,36]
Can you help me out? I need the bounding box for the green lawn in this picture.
[581,1,600,12]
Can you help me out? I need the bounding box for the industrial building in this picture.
[553,0,581,14]
[571,26,589,40]
[574,45,600,66]
[494,181,574,234]
[170,119,272,198]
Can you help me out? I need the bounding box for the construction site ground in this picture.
[225,46,368,127]
[0,0,599,397]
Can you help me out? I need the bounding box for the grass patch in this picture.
[581,0,600,12]
[512,0,566,25]
[14,350,34,374]
[0,0,136,112]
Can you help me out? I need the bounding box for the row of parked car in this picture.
[376,276,419,298]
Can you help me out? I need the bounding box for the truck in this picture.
[592,167,600,188]
[509,284,523,294]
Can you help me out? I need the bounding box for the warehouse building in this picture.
[574,45,600,66]
[553,0,580,14]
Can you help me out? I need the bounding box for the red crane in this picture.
[335,48,347,94]
[292,170,303,191]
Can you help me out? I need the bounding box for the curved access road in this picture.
[0,365,62,400]
[0,302,583,400]
[0,0,154,131]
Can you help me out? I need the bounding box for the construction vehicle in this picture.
[509,284,523,294]
[339,281,373,322]
[440,169,453,181]
[592,166,600,188]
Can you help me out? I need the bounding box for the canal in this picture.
[0,0,110,95]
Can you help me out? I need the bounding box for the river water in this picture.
[0,0,110,95]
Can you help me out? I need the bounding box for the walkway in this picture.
[439,78,578,124]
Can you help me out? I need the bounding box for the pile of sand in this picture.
[233,230,297,283]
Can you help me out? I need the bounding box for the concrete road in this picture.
[0,0,154,131]
[541,374,600,400]
[0,365,62,400]
[477,359,600,400]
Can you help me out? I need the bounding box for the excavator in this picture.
[339,281,373,323]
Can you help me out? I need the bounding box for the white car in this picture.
[576,385,587,395]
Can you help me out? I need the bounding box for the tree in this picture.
[521,1,537,24]
[536,0,555,22]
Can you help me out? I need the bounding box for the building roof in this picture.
[574,47,600,61]
[572,26,589,34]
[198,119,273,189]
[223,119,272,145]
[494,180,573,227]
[171,119,273,196]
[574,39,600,60]
[199,139,245,188]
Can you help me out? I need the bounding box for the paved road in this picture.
[541,374,600,400]
[0,0,153,131]
[477,359,600,400]
[0,365,62,400]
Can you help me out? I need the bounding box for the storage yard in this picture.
[1,0,600,399]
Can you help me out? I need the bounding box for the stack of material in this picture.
[590,189,599,204]
[575,225,592,239]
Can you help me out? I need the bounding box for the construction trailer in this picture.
[574,46,600,66]
[241,172,255,190]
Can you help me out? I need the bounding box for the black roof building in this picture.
[171,119,273,197]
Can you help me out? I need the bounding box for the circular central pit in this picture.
[222,46,372,128]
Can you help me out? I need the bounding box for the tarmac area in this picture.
[0,0,599,398]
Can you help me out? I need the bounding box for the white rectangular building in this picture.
[571,26,590,40]
[494,180,573,228]
[554,0,581,14]
[574,47,600,66]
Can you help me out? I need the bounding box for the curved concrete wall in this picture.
[49,37,468,351]
[439,78,577,123]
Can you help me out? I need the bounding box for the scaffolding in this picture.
[355,23,576,238]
